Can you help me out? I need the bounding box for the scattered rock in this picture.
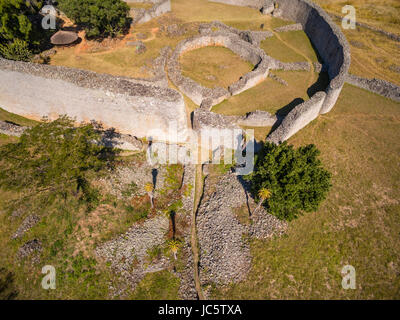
[136,32,148,40]
[197,172,286,285]
[17,239,42,260]
[99,162,167,199]
[274,23,303,32]
[350,40,367,49]
[261,0,275,15]
[167,24,186,37]
[268,73,288,86]
[238,109,278,127]
[96,216,170,290]
[12,215,40,240]
[197,173,251,285]
[126,41,147,54]
[205,74,217,81]
[389,64,400,74]
[0,120,27,137]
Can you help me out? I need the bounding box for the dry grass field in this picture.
[314,0,400,34]
[2,0,399,300]
[212,71,323,115]
[180,46,253,89]
[314,0,400,85]
[127,2,154,10]
[261,31,319,63]
[343,26,400,85]
[49,0,293,79]
[213,84,400,299]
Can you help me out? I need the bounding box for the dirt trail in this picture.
[73,27,158,57]
[142,28,159,42]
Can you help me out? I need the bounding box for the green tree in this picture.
[0,0,34,42]
[0,116,117,206]
[0,0,47,61]
[0,38,32,61]
[57,0,131,38]
[246,142,331,221]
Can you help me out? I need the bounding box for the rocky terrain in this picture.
[197,170,287,286]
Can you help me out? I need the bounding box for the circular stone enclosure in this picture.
[167,32,272,110]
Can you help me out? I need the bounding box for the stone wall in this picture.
[267,91,326,143]
[192,1,350,145]
[128,0,171,25]
[0,58,188,143]
[167,31,272,109]
[346,74,400,102]
[274,0,350,114]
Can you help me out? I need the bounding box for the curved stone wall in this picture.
[209,0,265,9]
[208,0,350,144]
[167,31,272,109]
[274,0,350,114]
[0,58,188,143]
[127,0,171,25]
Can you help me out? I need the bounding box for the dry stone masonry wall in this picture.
[0,59,188,142]
[0,58,189,143]
[127,0,171,25]
[0,0,352,147]
[346,74,400,102]
[167,31,272,110]
[208,0,350,144]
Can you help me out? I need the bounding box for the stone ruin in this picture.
[167,30,273,109]
[194,0,351,145]
[0,0,352,148]
[126,0,171,25]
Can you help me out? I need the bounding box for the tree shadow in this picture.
[236,175,254,217]
[100,127,122,148]
[152,168,158,190]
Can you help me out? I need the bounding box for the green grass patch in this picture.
[0,107,38,127]
[0,134,18,146]
[277,30,319,62]
[131,269,181,300]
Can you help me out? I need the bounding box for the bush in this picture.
[246,142,331,221]
[57,0,131,38]
[0,0,46,61]
[0,0,34,42]
[0,39,32,61]
[0,116,117,206]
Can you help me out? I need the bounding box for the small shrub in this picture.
[0,39,32,61]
